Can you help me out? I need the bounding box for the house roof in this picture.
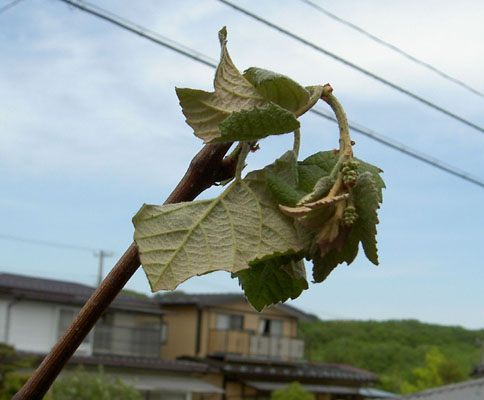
[394,377,484,400]
[68,353,217,373]
[0,273,162,315]
[245,381,396,398]
[156,293,316,321]
[181,355,379,384]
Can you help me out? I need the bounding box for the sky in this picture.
[1,0,483,329]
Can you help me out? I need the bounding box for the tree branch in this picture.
[13,142,234,400]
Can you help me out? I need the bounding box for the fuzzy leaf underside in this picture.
[133,154,305,292]
[234,258,308,311]
[243,67,310,113]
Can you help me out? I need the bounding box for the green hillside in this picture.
[299,319,484,393]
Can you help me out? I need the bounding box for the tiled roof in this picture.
[69,354,217,373]
[181,356,378,384]
[157,293,316,321]
[21,351,218,373]
[394,378,484,400]
[0,273,161,314]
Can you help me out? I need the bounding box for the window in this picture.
[216,313,244,330]
[161,322,167,344]
[258,318,283,336]
[57,308,91,344]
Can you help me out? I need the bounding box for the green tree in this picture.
[51,365,142,400]
[401,347,466,393]
[271,382,315,400]
[0,343,33,400]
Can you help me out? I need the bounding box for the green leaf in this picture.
[266,171,302,206]
[218,103,300,142]
[312,231,359,282]
[352,172,381,265]
[133,153,305,292]
[311,172,381,281]
[176,28,298,143]
[297,176,335,205]
[243,67,310,113]
[355,159,386,202]
[235,258,308,311]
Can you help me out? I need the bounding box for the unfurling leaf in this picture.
[234,258,308,311]
[176,28,299,143]
[219,103,300,142]
[311,172,381,282]
[270,151,385,280]
[297,151,385,196]
[243,67,311,113]
[133,153,305,292]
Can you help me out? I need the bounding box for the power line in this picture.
[55,0,484,189]
[218,0,484,136]
[298,0,484,99]
[0,233,111,253]
[310,107,484,188]
[58,0,217,68]
[0,0,24,15]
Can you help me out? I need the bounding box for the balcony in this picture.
[208,329,304,360]
[93,324,161,358]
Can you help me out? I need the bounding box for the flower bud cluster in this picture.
[341,161,359,186]
[342,205,358,226]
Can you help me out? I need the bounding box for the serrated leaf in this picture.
[352,172,380,265]
[235,258,308,311]
[312,230,359,282]
[243,67,310,113]
[176,28,299,143]
[133,153,305,292]
[218,103,300,142]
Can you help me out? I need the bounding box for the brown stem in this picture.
[13,142,234,400]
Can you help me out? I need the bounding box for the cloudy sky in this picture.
[1,0,483,329]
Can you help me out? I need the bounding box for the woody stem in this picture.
[13,142,234,400]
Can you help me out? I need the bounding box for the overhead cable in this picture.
[311,107,484,188]
[218,0,484,135]
[0,233,111,253]
[55,0,484,189]
[0,0,24,15]
[58,0,218,68]
[299,0,484,99]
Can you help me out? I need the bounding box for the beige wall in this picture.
[161,301,300,360]
[161,305,199,360]
[205,301,298,337]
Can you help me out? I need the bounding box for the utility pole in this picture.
[94,250,114,286]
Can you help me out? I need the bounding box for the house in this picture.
[0,272,224,400]
[1,273,395,400]
[157,293,394,400]
[393,377,484,400]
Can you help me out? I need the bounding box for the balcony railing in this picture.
[93,324,161,358]
[208,329,304,360]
